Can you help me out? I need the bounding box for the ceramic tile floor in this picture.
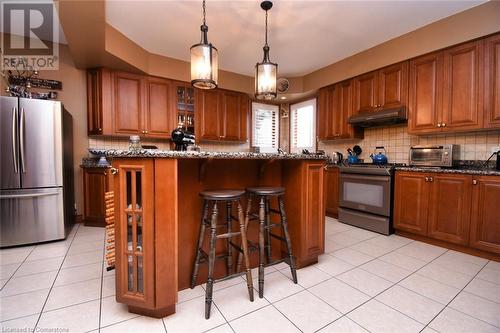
[1,218,500,333]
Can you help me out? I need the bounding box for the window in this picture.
[290,98,316,153]
[252,102,279,152]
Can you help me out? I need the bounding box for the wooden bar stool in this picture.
[190,189,254,319]
[237,186,298,298]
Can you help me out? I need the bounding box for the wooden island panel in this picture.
[111,157,326,318]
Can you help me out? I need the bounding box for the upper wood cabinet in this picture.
[484,34,500,128]
[113,71,144,135]
[87,69,177,139]
[408,52,443,134]
[144,77,176,138]
[353,61,408,114]
[354,71,378,113]
[317,79,362,140]
[87,68,112,135]
[196,89,249,142]
[408,40,484,134]
[442,41,484,131]
[470,176,500,254]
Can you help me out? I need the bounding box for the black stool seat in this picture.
[200,189,245,200]
[245,186,285,196]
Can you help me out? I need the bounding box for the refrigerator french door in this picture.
[1,96,73,247]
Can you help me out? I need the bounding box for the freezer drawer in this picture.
[0,188,66,247]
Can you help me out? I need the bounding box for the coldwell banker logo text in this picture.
[1,1,59,70]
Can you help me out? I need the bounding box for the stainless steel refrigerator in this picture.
[1,96,74,247]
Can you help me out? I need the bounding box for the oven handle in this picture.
[340,174,390,182]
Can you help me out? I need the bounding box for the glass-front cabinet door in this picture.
[113,159,154,308]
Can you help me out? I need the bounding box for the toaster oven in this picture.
[409,145,460,167]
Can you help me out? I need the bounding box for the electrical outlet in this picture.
[491,146,500,154]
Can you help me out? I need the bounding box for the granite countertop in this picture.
[395,161,500,176]
[80,157,111,168]
[88,149,329,161]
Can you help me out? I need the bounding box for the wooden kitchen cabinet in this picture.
[442,40,484,131]
[470,176,500,254]
[86,68,112,135]
[82,167,113,227]
[113,71,144,135]
[317,80,362,140]
[393,171,430,236]
[113,159,157,311]
[324,166,339,218]
[354,71,378,113]
[408,40,484,134]
[87,68,177,139]
[144,77,176,138]
[484,33,500,128]
[196,88,249,142]
[354,61,408,114]
[395,171,472,243]
[427,173,472,245]
[408,52,443,134]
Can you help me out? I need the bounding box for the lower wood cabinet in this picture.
[427,173,472,245]
[82,167,113,227]
[393,171,430,236]
[394,171,500,255]
[324,166,339,218]
[470,176,500,254]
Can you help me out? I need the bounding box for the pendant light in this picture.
[190,0,218,89]
[255,1,277,100]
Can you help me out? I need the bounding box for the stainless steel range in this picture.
[338,163,398,235]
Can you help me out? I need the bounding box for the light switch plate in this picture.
[491,146,500,154]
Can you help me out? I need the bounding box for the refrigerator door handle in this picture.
[20,107,26,173]
[0,191,60,199]
[12,107,18,173]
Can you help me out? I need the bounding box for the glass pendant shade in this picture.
[190,1,218,90]
[255,1,277,100]
[190,40,218,89]
[255,53,277,100]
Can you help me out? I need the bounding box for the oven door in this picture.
[339,173,391,217]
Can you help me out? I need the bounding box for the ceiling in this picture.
[107,1,484,78]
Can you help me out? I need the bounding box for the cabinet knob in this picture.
[437,123,441,128]
[425,176,429,182]
[110,167,119,175]
[472,179,477,185]
[98,128,102,133]
[441,123,446,127]
[429,176,434,182]
[144,130,148,134]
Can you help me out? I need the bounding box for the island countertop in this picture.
[89,148,329,160]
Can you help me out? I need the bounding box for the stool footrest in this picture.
[268,208,281,215]
[269,232,286,242]
[214,271,247,284]
[264,223,282,230]
[216,231,242,239]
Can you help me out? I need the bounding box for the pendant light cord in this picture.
[264,9,268,47]
[202,0,207,26]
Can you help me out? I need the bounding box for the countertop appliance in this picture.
[370,146,388,165]
[331,151,343,164]
[1,97,74,247]
[171,127,195,151]
[348,107,407,128]
[409,144,460,167]
[338,163,399,235]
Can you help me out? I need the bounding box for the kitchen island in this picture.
[101,150,327,318]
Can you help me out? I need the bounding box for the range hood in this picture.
[348,107,407,128]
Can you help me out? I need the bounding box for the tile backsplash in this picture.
[88,137,250,153]
[318,125,500,164]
